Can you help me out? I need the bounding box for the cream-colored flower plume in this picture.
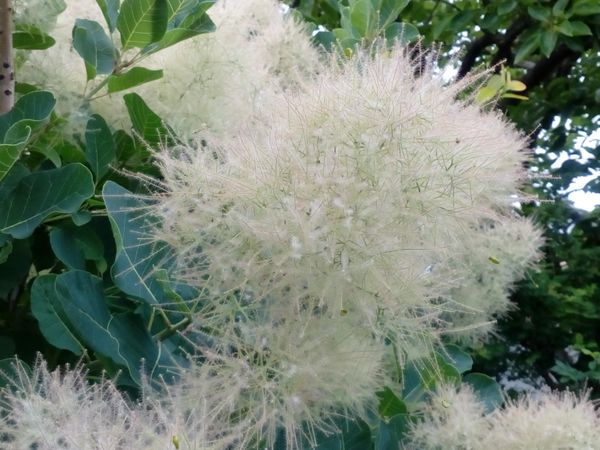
[150,41,542,446]
[407,384,600,449]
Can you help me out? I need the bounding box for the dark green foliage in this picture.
[0,0,214,387]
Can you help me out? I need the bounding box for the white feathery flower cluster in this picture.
[435,216,542,342]
[16,0,320,136]
[14,0,66,32]
[405,383,486,449]
[155,44,541,343]
[150,43,542,446]
[406,384,600,449]
[132,0,321,137]
[0,358,159,450]
[17,0,106,129]
[157,316,385,448]
[0,357,230,449]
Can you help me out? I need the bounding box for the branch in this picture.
[457,32,495,78]
[458,16,531,79]
[521,45,583,91]
[0,0,13,114]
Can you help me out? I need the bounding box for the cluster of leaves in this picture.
[0,0,215,386]
[297,0,419,50]
[289,0,600,394]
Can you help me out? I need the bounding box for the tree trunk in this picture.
[0,0,13,114]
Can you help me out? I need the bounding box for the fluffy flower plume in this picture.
[0,358,162,450]
[17,0,105,128]
[149,42,542,445]
[7,0,547,447]
[154,44,541,345]
[134,0,321,136]
[158,315,384,448]
[14,0,65,32]
[407,384,600,449]
[17,0,319,135]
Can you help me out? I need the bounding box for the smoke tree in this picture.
[0,1,597,448]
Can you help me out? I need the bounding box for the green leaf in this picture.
[350,0,376,38]
[52,270,169,384]
[71,210,93,226]
[527,5,551,21]
[0,164,94,239]
[49,225,104,270]
[440,344,473,374]
[30,144,62,168]
[374,415,410,450]
[0,90,56,141]
[555,20,574,36]
[123,92,171,146]
[502,92,528,100]
[118,0,168,50]
[506,80,527,92]
[541,30,558,57]
[384,22,419,45]
[313,30,336,51]
[476,85,499,104]
[377,0,410,29]
[107,67,164,93]
[96,0,120,32]
[553,0,569,16]
[514,31,541,63]
[72,19,116,78]
[463,373,503,414]
[569,20,592,35]
[376,386,407,420]
[103,181,177,306]
[12,26,56,50]
[497,0,517,15]
[569,0,600,16]
[144,0,215,53]
[0,126,31,183]
[30,275,85,355]
[85,114,116,179]
[313,418,372,450]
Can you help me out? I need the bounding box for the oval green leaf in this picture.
[463,372,504,414]
[107,67,164,93]
[85,114,116,179]
[0,164,94,239]
[72,19,116,78]
[30,274,85,355]
[118,0,168,49]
